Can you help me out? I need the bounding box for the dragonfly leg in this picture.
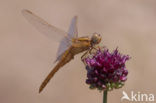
[93,46,101,50]
[88,46,99,54]
[81,50,89,61]
[81,46,101,63]
[89,48,93,54]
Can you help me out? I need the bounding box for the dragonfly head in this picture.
[91,33,101,46]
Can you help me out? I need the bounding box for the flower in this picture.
[84,47,130,91]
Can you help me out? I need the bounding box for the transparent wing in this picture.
[22,9,78,63]
[67,16,78,39]
[22,9,69,42]
[55,16,78,62]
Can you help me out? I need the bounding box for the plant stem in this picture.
[103,90,107,103]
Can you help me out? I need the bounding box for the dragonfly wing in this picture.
[68,16,78,38]
[54,37,70,62]
[22,9,69,42]
[55,16,78,62]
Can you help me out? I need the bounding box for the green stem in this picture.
[103,90,107,103]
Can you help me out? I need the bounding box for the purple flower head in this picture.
[84,47,130,91]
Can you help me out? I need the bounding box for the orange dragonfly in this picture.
[22,9,102,93]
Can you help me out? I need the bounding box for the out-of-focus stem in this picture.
[103,90,107,103]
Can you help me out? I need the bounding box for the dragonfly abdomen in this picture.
[39,47,74,93]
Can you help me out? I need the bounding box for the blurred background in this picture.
[0,0,156,103]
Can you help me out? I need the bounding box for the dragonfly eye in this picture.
[91,33,101,45]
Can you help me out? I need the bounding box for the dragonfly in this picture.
[22,9,102,93]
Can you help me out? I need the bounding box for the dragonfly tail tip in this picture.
[39,87,43,93]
